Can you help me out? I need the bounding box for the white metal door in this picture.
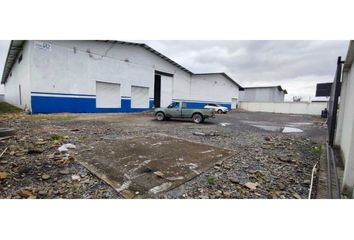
[96,81,121,108]
[160,75,173,107]
[232,98,238,109]
[131,86,149,108]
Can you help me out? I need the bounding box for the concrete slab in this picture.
[77,134,235,198]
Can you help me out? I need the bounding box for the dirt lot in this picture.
[0,111,326,199]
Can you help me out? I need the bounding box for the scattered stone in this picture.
[41,174,51,180]
[59,169,70,175]
[35,141,47,145]
[27,148,44,154]
[277,155,294,163]
[193,132,206,136]
[278,182,286,190]
[148,182,172,194]
[71,174,81,181]
[264,136,271,141]
[293,193,302,199]
[215,160,223,167]
[244,182,258,190]
[229,177,240,184]
[38,190,47,196]
[303,179,311,185]
[17,188,34,198]
[153,171,164,178]
[58,143,76,153]
[0,171,8,180]
[223,191,232,197]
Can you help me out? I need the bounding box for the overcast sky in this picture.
[0,40,349,99]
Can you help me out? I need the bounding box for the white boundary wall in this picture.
[240,101,327,115]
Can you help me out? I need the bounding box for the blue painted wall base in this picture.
[31,95,154,114]
[30,94,231,114]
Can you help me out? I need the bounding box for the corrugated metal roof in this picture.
[193,72,242,88]
[98,40,193,74]
[1,40,25,84]
[240,85,288,94]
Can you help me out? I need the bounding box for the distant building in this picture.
[239,85,287,102]
[1,40,242,113]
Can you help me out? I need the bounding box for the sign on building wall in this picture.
[34,41,52,51]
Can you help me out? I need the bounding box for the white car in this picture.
[204,103,229,114]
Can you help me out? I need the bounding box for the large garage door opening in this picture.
[131,86,149,108]
[96,81,121,108]
[154,74,161,108]
[154,71,174,108]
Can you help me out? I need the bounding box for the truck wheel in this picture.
[156,112,165,121]
[192,113,203,124]
[217,109,223,114]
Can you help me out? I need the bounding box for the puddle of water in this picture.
[252,125,283,132]
[282,127,303,133]
[252,125,303,133]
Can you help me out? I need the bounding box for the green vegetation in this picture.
[207,176,216,185]
[309,145,321,156]
[51,134,65,141]
[0,102,22,114]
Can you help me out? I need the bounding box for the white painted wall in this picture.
[161,75,173,107]
[29,40,194,102]
[190,74,239,103]
[131,86,149,108]
[4,41,31,109]
[240,87,285,102]
[96,82,121,108]
[335,64,354,195]
[240,101,327,115]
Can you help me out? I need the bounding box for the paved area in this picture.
[0,111,326,199]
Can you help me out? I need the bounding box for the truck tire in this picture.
[192,113,203,124]
[156,112,165,121]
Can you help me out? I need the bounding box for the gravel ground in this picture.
[0,111,326,199]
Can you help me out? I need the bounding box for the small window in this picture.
[18,54,23,64]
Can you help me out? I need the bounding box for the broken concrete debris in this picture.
[244,182,258,190]
[193,131,218,137]
[58,143,76,153]
[41,174,51,180]
[0,110,324,199]
[0,171,8,180]
[148,182,173,195]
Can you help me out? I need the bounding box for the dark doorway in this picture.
[154,74,161,108]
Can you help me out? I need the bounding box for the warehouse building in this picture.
[239,85,287,102]
[1,40,241,113]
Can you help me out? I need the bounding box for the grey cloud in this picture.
[142,40,348,98]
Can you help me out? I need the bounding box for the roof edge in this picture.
[1,40,25,84]
[193,72,242,88]
[240,85,288,94]
[344,40,354,72]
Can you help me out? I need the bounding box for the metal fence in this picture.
[326,56,344,198]
[327,57,344,146]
